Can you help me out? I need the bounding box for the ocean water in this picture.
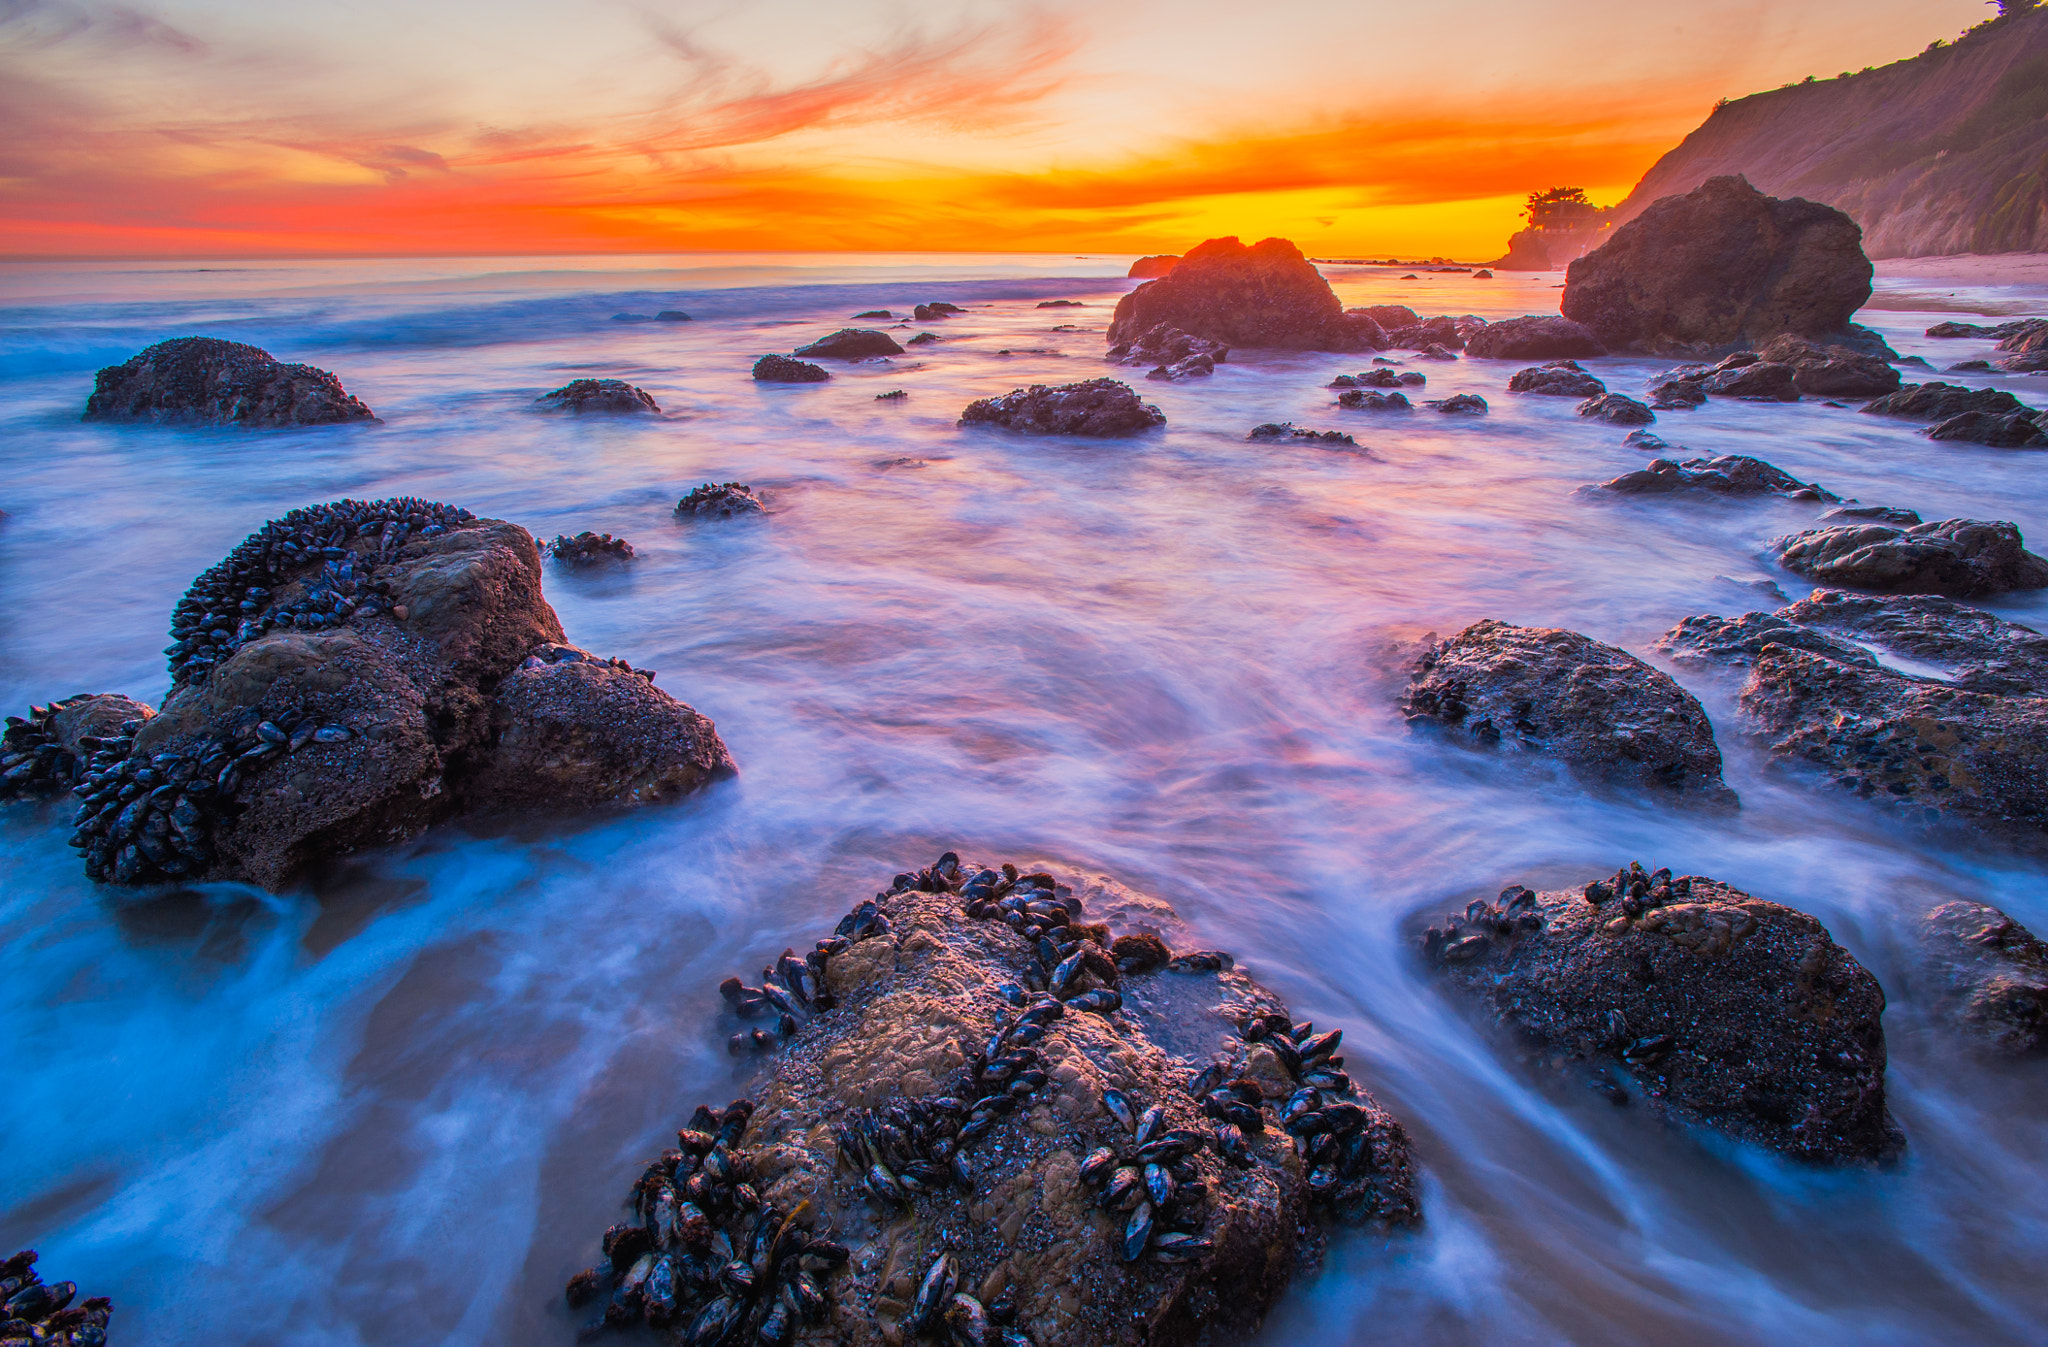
[1,251,2046,1346]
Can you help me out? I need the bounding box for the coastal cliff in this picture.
[1608,7,2048,258]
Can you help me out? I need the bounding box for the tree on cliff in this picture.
[1525,188,1605,232]
[1992,1,2040,17]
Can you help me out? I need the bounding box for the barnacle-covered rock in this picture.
[1919,901,2048,1055]
[82,336,375,426]
[958,379,1165,437]
[64,498,731,889]
[1421,866,1900,1163]
[548,532,635,566]
[1658,590,2048,851]
[752,354,830,383]
[575,855,1418,1346]
[1402,619,1736,807]
[535,379,659,414]
[675,482,764,519]
[0,1247,112,1346]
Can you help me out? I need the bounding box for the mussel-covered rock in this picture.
[958,379,1165,437]
[536,379,659,414]
[1402,620,1736,807]
[82,336,376,426]
[548,532,635,566]
[675,482,765,519]
[1506,360,1606,397]
[1919,901,2048,1055]
[793,329,905,360]
[61,498,731,889]
[1659,590,2048,851]
[1586,455,1834,501]
[1768,517,2048,598]
[1245,423,1357,447]
[752,355,830,383]
[0,694,154,802]
[0,1248,112,1346]
[573,855,1419,1346]
[1420,866,1901,1163]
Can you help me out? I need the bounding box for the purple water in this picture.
[2,252,2046,1345]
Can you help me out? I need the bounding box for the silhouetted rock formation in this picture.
[1107,237,1384,351]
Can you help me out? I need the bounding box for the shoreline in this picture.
[1873,252,2048,287]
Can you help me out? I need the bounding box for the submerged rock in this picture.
[1589,455,1833,500]
[1330,368,1425,390]
[1561,175,1874,356]
[537,379,659,414]
[1106,236,1384,351]
[1660,590,2048,849]
[1462,315,1607,361]
[1401,619,1735,806]
[566,855,1418,1345]
[58,498,731,890]
[1577,393,1656,425]
[675,482,764,518]
[1419,865,1899,1163]
[752,354,830,383]
[83,336,376,426]
[1507,361,1606,397]
[1246,423,1358,447]
[1769,518,2048,598]
[1335,390,1412,411]
[793,329,906,360]
[914,302,966,321]
[1920,902,2048,1055]
[959,379,1165,437]
[1425,394,1488,414]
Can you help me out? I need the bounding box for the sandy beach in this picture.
[1875,252,2048,286]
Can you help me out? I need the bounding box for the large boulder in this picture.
[60,499,732,889]
[1463,315,1606,361]
[1560,176,1874,356]
[563,855,1418,1345]
[537,379,659,414]
[793,329,906,360]
[82,337,376,426]
[1756,334,1901,397]
[1660,590,2048,850]
[1400,620,1736,807]
[1418,865,1899,1163]
[1588,455,1834,501]
[1105,237,1383,351]
[1920,902,2048,1055]
[1769,518,2048,598]
[959,379,1165,437]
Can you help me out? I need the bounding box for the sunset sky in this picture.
[0,0,1989,259]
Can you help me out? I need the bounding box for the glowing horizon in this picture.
[0,0,1989,260]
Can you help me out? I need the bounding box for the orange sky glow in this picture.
[0,0,1990,260]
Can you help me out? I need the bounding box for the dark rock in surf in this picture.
[536,379,659,414]
[1756,334,1900,397]
[1589,455,1834,500]
[1462,315,1607,361]
[1384,315,1486,351]
[1926,319,2043,340]
[753,354,830,383]
[853,310,893,320]
[1331,368,1424,390]
[1350,303,1419,331]
[1861,382,2033,422]
[914,302,966,321]
[83,337,376,427]
[1648,379,1709,410]
[1401,619,1735,807]
[1702,360,1799,401]
[1660,590,2048,851]
[64,499,731,890]
[793,329,905,360]
[958,378,1165,437]
[655,310,692,322]
[1920,902,2048,1055]
[1507,361,1606,397]
[1038,300,1085,308]
[1106,236,1385,352]
[675,482,764,518]
[1426,394,1488,414]
[1107,323,1229,370]
[1247,423,1358,446]
[1336,390,1412,411]
[1576,393,1656,425]
[1769,518,2048,597]
[1560,175,1874,356]
[1420,865,1899,1163]
[547,532,635,566]
[1927,411,2048,448]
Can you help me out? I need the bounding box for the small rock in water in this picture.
[1425,393,1488,414]
[537,378,660,414]
[548,531,635,566]
[674,482,764,519]
[752,354,830,382]
[1576,393,1655,425]
[958,378,1165,437]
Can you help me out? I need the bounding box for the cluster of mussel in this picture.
[1237,1016,1396,1222]
[1420,885,1544,965]
[719,946,838,1056]
[893,1253,1029,1347]
[0,1250,110,1347]
[675,483,764,519]
[1077,1088,1219,1265]
[548,532,636,566]
[567,1100,846,1344]
[0,697,99,801]
[67,707,351,884]
[1583,861,1690,916]
[166,498,474,686]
